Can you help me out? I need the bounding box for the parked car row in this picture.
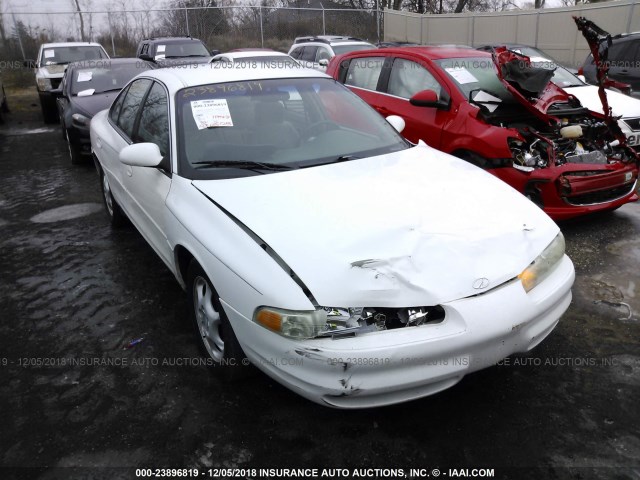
[15,18,637,408]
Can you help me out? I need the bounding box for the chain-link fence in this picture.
[1,6,382,61]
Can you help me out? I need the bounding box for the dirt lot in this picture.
[1,87,639,480]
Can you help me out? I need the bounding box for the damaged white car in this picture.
[90,66,575,408]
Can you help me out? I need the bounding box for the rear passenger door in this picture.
[100,78,153,215]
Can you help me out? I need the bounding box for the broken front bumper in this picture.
[223,254,575,409]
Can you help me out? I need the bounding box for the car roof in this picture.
[41,42,104,48]
[293,36,373,47]
[346,45,491,60]
[142,37,204,44]
[67,58,152,69]
[215,51,291,59]
[144,64,328,91]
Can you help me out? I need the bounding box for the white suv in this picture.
[26,42,109,123]
[288,35,375,71]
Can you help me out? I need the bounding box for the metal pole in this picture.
[259,6,264,48]
[534,9,540,48]
[321,3,325,36]
[627,0,637,33]
[470,15,475,47]
[108,12,116,56]
[184,3,190,36]
[11,11,26,59]
[377,1,381,43]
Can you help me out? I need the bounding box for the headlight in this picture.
[36,77,52,91]
[254,307,327,339]
[518,232,565,292]
[72,113,90,127]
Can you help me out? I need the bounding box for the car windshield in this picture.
[332,44,375,55]
[528,58,585,88]
[40,46,107,65]
[177,77,409,179]
[435,57,520,105]
[70,63,147,95]
[156,42,209,59]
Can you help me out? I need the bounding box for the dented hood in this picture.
[192,145,559,307]
[492,47,572,125]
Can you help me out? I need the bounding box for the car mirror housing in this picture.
[138,53,153,62]
[410,89,443,108]
[318,59,329,67]
[386,115,405,133]
[50,87,64,97]
[119,143,163,168]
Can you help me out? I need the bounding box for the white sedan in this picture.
[90,66,575,408]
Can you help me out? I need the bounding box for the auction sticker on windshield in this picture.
[191,99,234,129]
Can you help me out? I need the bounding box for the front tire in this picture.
[99,167,126,227]
[66,129,83,165]
[187,260,249,380]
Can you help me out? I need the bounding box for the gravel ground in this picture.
[0,86,639,480]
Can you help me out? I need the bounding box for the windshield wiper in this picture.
[308,155,361,168]
[192,160,295,171]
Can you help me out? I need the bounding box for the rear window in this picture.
[40,46,108,65]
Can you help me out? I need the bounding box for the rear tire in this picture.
[40,95,58,124]
[1,87,8,113]
[99,167,126,227]
[187,260,251,381]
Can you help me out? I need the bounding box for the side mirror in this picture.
[410,89,443,108]
[210,49,220,56]
[23,59,36,68]
[386,115,405,133]
[50,87,64,97]
[138,53,153,62]
[318,59,329,67]
[119,143,163,167]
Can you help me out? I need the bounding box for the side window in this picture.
[109,85,129,123]
[316,47,331,62]
[345,57,385,91]
[117,78,152,139]
[300,46,319,62]
[133,82,170,164]
[141,43,149,56]
[289,47,302,60]
[388,58,442,99]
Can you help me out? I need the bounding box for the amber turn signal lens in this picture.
[255,309,282,332]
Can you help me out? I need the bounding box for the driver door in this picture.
[377,57,448,148]
[123,80,173,268]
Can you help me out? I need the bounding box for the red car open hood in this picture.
[491,46,572,126]
[573,16,628,145]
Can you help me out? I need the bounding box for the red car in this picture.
[327,46,639,220]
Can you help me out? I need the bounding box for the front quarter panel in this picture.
[165,175,315,322]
